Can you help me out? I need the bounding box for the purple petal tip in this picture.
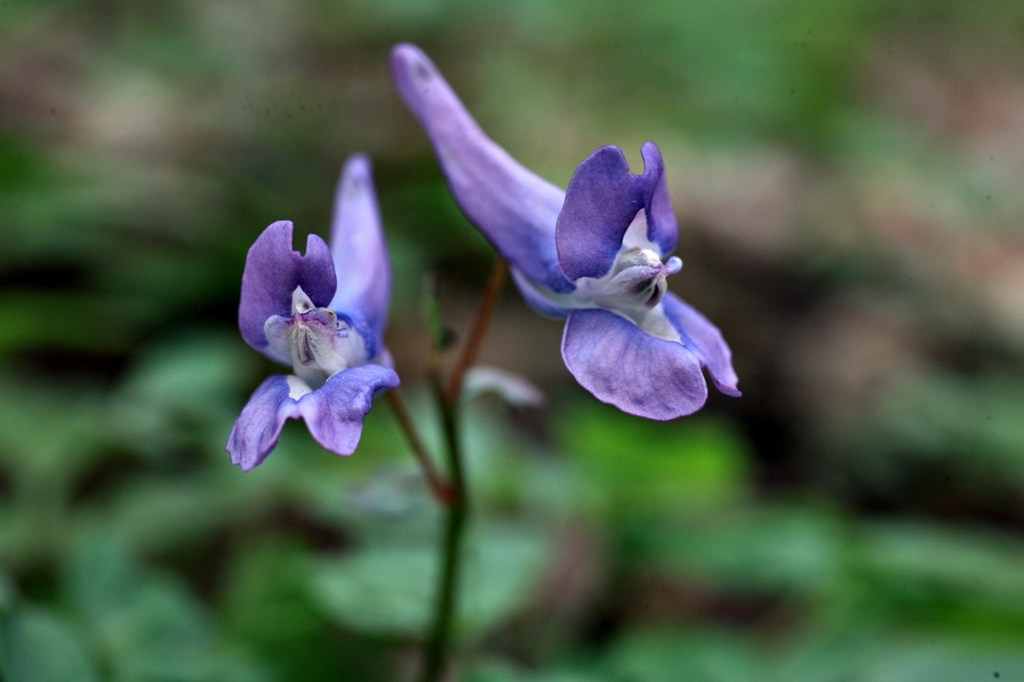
[341,153,371,183]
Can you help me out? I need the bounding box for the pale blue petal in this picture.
[328,155,392,350]
[298,364,400,456]
[390,43,573,293]
[639,142,679,257]
[510,266,571,319]
[561,308,708,420]
[227,365,400,471]
[226,375,301,472]
[662,292,741,397]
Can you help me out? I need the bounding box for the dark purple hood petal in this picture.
[227,375,300,471]
[390,43,573,294]
[561,308,708,420]
[238,221,337,360]
[298,364,400,455]
[556,144,679,281]
[662,292,741,397]
[328,155,392,352]
[556,146,641,281]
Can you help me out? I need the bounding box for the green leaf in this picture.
[560,403,751,516]
[65,533,141,626]
[467,658,608,682]
[118,331,258,418]
[311,522,551,638]
[0,292,155,354]
[0,374,111,481]
[0,567,15,615]
[222,540,397,682]
[863,644,1024,682]
[856,521,1024,632]
[64,534,270,682]
[314,543,433,634]
[0,608,99,682]
[602,629,759,682]
[598,628,1024,682]
[637,506,844,593]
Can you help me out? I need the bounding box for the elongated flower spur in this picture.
[227,155,400,470]
[390,44,739,420]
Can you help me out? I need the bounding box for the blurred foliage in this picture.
[2,0,1024,679]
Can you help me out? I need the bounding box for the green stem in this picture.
[420,258,506,682]
[386,389,454,505]
[420,388,467,682]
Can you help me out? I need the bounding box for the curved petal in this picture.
[390,43,573,293]
[662,292,741,397]
[639,142,679,257]
[226,375,302,472]
[298,364,400,456]
[328,155,392,349]
[239,221,337,361]
[555,144,680,281]
[561,308,708,420]
[511,266,571,319]
[556,146,641,281]
[226,365,400,471]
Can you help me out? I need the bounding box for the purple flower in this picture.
[390,44,739,420]
[227,155,400,470]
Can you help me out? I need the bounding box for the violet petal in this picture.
[298,364,400,456]
[556,146,642,281]
[328,155,392,350]
[238,221,337,361]
[638,142,679,257]
[390,43,573,293]
[561,308,708,420]
[510,266,571,319]
[226,375,301,472]
[662,292,741,397]
[556,144,680,281]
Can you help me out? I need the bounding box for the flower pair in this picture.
[227,45,740,470]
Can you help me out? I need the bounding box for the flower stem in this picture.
[386,389,454,505]
[420,377,467,682]
[420,257,507,682]
[443,259,508,406]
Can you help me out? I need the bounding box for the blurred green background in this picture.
[2,0,1024,680]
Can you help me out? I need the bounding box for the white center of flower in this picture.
[529,210,684,342]
[286,374,313,400]
[573,246,682,311]
[265,286,368,388]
